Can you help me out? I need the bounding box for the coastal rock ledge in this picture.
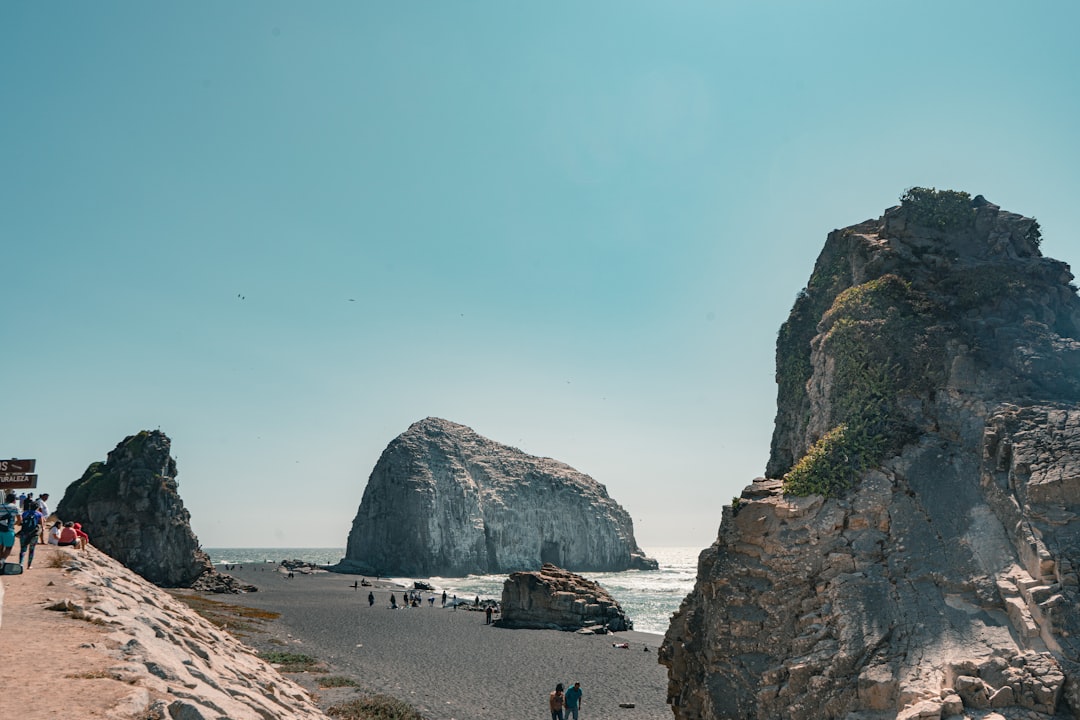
[661,191,1080,719]
[337,417,656,576]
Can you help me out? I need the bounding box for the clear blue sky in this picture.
[3,2,1078,549]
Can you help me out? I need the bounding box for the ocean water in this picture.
[204,545,703,635]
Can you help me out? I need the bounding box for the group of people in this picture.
[0,491,89,570]
[549,682,584,720]
[386,589,438,608]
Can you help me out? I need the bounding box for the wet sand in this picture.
[219,564,672,719]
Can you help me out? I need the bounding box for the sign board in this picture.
[0,474,37,489]
[0,459,35,474]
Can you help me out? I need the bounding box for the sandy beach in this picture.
[219,564,673,720]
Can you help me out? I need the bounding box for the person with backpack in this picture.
[0,493,19,565]
[17,502,44,569]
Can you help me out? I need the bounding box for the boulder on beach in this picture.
[336,417,657,577]
[498,562,632,632]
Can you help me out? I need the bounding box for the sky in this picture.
[3,2,1079,551]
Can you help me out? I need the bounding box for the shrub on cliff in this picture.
[900,186,974,231]
[783,275,942,497]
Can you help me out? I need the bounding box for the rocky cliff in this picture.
[57,430,220,588]
[338,417,656,576]
[661,190,1080,719]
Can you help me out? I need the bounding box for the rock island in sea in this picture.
[334,417,657,576]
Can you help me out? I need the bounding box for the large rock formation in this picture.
[57,430,221,588]
[499,562,633,632]
[661,190,1080,719]
[338,417,656,576]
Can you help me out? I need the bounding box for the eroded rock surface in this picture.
[338,417,655,576]
[43,546,326,719]
[498,562,632,632]
[661,192,1080,719]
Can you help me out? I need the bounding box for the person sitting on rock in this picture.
[47,521,62,545]
[57,522,80,548]
[72,522,89,550]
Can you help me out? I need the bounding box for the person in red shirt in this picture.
[58,522,79,547]
[72,522,89,550]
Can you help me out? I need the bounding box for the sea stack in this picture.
[661,190,1080,718]
[57,430,215,587]
[338,417,657,576]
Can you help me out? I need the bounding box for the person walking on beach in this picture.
[485,605,493,624]
[368,591,375,607]
[549,683,565,720]
[390,593,398,609]
[564,682,583,720]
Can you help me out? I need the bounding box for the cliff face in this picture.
[339,417,656,576]
[661,191,1080,719]
[57,430,214,587]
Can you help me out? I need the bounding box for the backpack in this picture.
[20,510,40,537]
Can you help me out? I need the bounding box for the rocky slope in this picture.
[661,190,1080,719]
[338,417,656,576]
[2,545,327,719]
[57,430,234,589]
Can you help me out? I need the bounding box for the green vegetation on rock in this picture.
[900,187,974,231]
[783,275,942,497]
[60,462,115,510]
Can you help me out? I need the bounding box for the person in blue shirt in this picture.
[564,682,583,719]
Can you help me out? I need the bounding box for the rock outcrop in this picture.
[57,430,236,590]
[12,545,327,719]
[338,417,656,576]
[661,190,1080,719]
[499,562,632,632]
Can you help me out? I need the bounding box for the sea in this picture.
[204,545,703,635]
